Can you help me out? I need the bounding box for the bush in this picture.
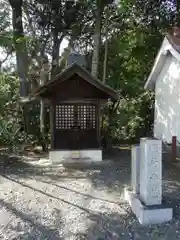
[102,91,154,147]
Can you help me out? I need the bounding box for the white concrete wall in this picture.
[154,54,180,143]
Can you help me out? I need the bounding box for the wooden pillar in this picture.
[96,101,101,148]
[172,136,177,162]
[50,104,55,150]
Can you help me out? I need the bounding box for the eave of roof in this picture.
[34,63,119,101]
[144,36,180,90]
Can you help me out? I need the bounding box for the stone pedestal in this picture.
[124,188,173,225]
[140,138,162,206]
[131,145,140,194]
[49,150,102,162]
[124,138,173,225]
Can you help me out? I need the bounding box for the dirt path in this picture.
[0,153,180,239]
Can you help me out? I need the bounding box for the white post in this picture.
[131,145,140,194]
[140,138,162,206]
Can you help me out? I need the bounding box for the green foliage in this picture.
[103,27,163,97]
[0,73,19,114]
[0,73,22,150]
[0,73,50,151]
[99,0,171,146]
[102,92,154,147]
[116,92,154,141]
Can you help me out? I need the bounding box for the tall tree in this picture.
[22,0,88,150]
[91,0,114,77]
[8,0,29,97]
[91,0,103,77]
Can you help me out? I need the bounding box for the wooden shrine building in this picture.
[35,63,118,162]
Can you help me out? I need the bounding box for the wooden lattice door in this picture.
[54,103,98,149]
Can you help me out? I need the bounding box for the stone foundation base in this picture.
[124,188,173,225]
[49,150,102,163]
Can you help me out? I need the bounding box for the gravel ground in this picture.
[0,151,180,239]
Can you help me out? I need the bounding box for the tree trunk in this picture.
[103,17,108,83]
[64,37,74,68]
[39,58,49,151]
[91,1,103,77]
[51,30,61,77]
[9,0,29,97]
[39,1,62,152]
[9,0,29,143]
[51,1,63,77]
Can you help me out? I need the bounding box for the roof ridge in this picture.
[34,63,119,101]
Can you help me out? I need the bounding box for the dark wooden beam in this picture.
[50,104,55,149]
[97,101,101,148]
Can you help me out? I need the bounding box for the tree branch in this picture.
[0,51,12,65]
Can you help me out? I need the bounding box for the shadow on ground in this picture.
[0,148,131,192]
[1,148,180,239]
[2,148,180,203]
[0,195,136,240]
[0,198,63,240]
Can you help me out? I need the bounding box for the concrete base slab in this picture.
[49,150,102,163]
[124,188,173,225]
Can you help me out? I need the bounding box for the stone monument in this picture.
[131,145,140,194]
[124,138,173,225]
[140,138,162,205]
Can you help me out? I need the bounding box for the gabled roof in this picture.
[35,63,119,100]
[145,29,180,89]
